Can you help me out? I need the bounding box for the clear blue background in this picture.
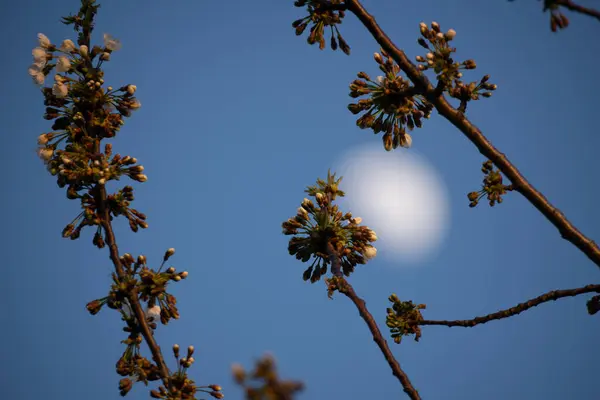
[2,0,599,399]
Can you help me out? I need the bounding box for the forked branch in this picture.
[343,0,600,270]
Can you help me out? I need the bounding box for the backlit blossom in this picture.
[37,134,50,145]
[32,47,47,64]
[56,56,71,72]
[103,33,122,51]
[38,33,51,49]
[52,82,68,98]
[129,99,141,110]
[28,63,45,85]
[376,76,384,85]
[364,245,377,260]
[146,305,161,320]
[400,133,412,148]
[59,39,76,52]
[37,147,53,162]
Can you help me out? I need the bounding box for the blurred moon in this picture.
[334,143,450,265]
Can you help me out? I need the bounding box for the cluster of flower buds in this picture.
[148,345,224,399]
[467,160,513,208]
[415,22,497,113]
[292,0,350,54]
[347,49,433,151]
[231,354,303,399]
[385,293,426,344]
[282,171,378,282]
[31,25,148,248]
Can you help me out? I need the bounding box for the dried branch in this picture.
[419,284,600,328]
[327,243,421,400]
[343,0,600,270]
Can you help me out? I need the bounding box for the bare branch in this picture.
[555,0,600,20]
[327,243,421,400]
[420,284,600,328]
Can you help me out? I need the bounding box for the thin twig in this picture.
[344,0,600,270]
[555,0,600,21]
[327,243,421,400]
[419,284,600,328]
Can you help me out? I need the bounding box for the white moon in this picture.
[334,143,450,265]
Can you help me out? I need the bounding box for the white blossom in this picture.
[103,33,122,51]
[32,47,47,64]
[400,133,412,148]
[28,63,45,85]
[376,75,385,85]
[129,99,141,110]
[352,217,362,225]
[37,33,51,49]
[56,56,71,73]
[146,305,161,320]
[364,245,377,260]
[37,147,53,161]
[37,134,49,145]
[52,82,68,98]
[59,39,76,52]
[445,29,456,40]
[126,84,137,95]
[367,229,378,242]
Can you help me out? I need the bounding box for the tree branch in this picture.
[344,0,600,270]
[420,284,600,328]
[95,183,171,386]
[554,0,600,21]
[327,243,421,400]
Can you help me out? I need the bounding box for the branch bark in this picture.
[555,0,600,21]
[327,243,421,400]
[95,183,171,386]
[344,0,600,270]
[419,284,600,328]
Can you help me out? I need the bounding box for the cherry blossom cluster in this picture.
[467,160,513,208]
[347,49,434,151]
[282,171,378,282]
[415,22,497,113]
[292,0,350,54]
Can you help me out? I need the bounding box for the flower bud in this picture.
[79,45,88,56]
[164,248,175,261]
[445,29,456,40]
[60,39,76,52]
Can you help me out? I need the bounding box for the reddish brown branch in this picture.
[95,184,171,386]
[344,0,600,270]
[327,243,421,400]
[555,0,600,21]
[419,284,600,328]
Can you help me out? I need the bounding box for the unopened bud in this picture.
[164,247,175,261]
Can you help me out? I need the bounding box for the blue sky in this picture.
[2,0,599,399]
